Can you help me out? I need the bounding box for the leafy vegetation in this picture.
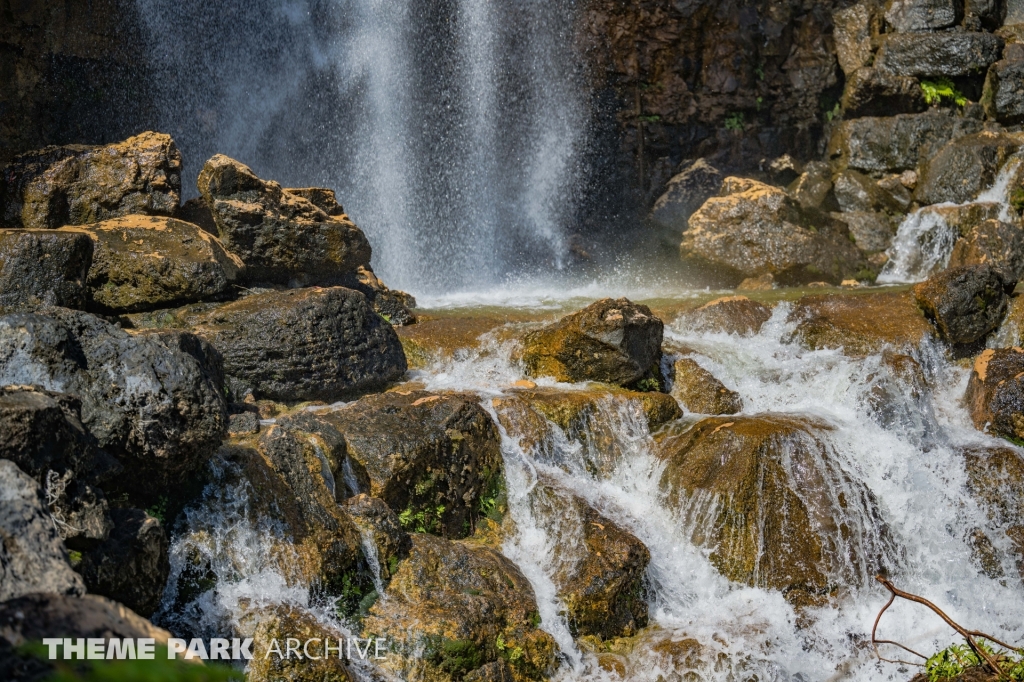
[495,634,525,664]
[724,112,745,131]
[1010,188,1024,216]
[925,639,1024,681]
[146,496,168,524]
[920,78,967,107]
[399,504,446,534]
[15,642,243,682]
[427,638,483,680]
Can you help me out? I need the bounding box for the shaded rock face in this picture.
[914,265,1016,346]
[876,32,1004,78]
[657,415,896,608]
[840,67,926,118]
[963,446,1024,578]
[0,309,228,502]
[296,391,503,540]
[788,291,934,355]
[671,358,742,415]
[965,348,1024,442]
[789,161,836,212]
[363,533,558,682]
[0,230,92,310]
[883,0,962,33]
[649,159,723,235]
[343,494,411,585]
[346,266,417,327]
[674,296,773,336]
[183,287,406,402]
[838,211,897,253]
[983,49,1024,124]
[949,219,1024,280]
[60,216,243,313]
[0,592,170,647]
[829,113,984,173]
[75,508,169,617]
[197,154,371,286]
[681,178,865,286]
[0,132,181,229]
[245,604,353,682]
[914,132,1024,206]
[0,459,85,601]
[521,298,664,388]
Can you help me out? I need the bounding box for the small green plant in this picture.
[495,634,525,663]
[68,550,83,566]
[379,313,393,324]
[398,504,445,534]
[925,640,1024,681]
[638,114,662,123]
[1010,187,1024,215]
[754,65,765,81]
[824,102,841,122]
[146,496,168,524]
[921,78,967,107]
[724,112,745,131]
[635,376,661,392]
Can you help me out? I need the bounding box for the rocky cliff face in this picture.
[0,0,153,164]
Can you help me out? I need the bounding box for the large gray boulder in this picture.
[649,159,722,235]
[834,3,878,77]
[0,132,181,229]
[0,460,85,601]
[0,592,170,646]
[0,309,228,500]
[197,154,371,286]
[0,230,93,310]
[829,112,985,173]
[876,32,1004,78]
[983,45,1024,125]
[884,0,961,32]
[181,286,407,402]
[915,132,1024,206]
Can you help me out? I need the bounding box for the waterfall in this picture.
[134,0,588,294]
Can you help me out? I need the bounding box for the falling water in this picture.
[134,0,588,294]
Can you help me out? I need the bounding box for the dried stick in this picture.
[872,575,1017,680]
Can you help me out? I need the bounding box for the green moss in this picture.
[724,113,745,131]
[920,78,967,107]
[145,496,168,524]
[1010,188,1024,216]
[476,470,507,523]
[427,638,483,680]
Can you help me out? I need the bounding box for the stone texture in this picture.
[520,298,664,387]
[789,291,934,355]
[983,51,1024,124]
[835,2,879,76]
[0,459,85,601]
[671,357,743,415]
[245,605,353,682]
[964,348,1024,442]
[836,211,897,252]
[949,219,1024,280]
[829,113,984,173]
[60,215,243,313]
[649,159,723,234]
[963,445,1024,579]
[1,132,181,229]
[913,265,1016,345]
[343,494,411,585]
[197,154,371,286]
[680,178,866,286]
[0,592,170,647]
[915,132,1024,206]
[675,296,774,336]
[788,161,836,212]
[883,0,961,32]
[876,32,1004,78]
[0,229,92,310]
[841,67,926,119]
[834,169,909,214]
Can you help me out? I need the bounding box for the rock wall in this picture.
[0,0,153,165]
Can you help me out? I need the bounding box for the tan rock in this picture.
[671,358,742,415]
[675,296,772,336]
[788,291,933,355]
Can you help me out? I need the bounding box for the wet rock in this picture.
[0,309,228,501]
[829,113,984,173]
[883,0,961,32]
[841,68,926,119]
[244,604,352,682]
[0,459,85,600]
[363,533,558,681]
[876,32,1004,78]
[343,494,411,584]
[183,286,406,402]
[520,298,664,387]
[767,155,803,186]
[0,592,171,646]
[649,159,723,235]
[965,0,1005,29]
[0,132,181,229]
[675,296,774,336]
[983,51,1024,124]
[75,508,169,617]
[913,265,1016,345]
[464,661,515,682]
[867,351,931,435]
[671,358,742,416]
[834,169,908,214]
[992,293,1024,346]
[657,415,895,608]
[0,230,92,310]
[681,179,866,287]
[921,202,1005,238]
[963,445,1024,578]
[736,273,776,291]
[834,2,880,77]
[949,219,1024,280]
[965,348,1024,442]
[283,187,346,216]
[835,211,897,253]
[295,391,502,539]
[60,215,243,313]
[788,161,835,212]
[197,154,371,286]
[228,411,260,437]
[789,291,934,355]
[345,266,417,326]
[175,197,217,235]
[915,132,1024,206]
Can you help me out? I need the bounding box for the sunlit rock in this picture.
[788,291,933,355]
[965,348,1024,443]
[671,358,742,416]
[875,32,1003,78]
[362,533,558,681]
[948,219,1024,281]
[243,604,353,682]
[674,296,773,336]
[914,132,1024,206]
[0,132,181,229]
[657,415,897,608]
[829,113,983,173]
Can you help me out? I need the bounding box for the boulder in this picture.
[913,265,1016,345]
[834,3,880,77]
[788,161,836,212]
[197,154,371,286]
[948,219,1024,280]
[876,32,1004,78]
[964,348,1024,441]
[181,287,406,402]
[285,391,502,539]
[244,604,352,682]
[520,298,664,387]
[829,113,985,173]
[915,132,1024,206]
[0,230,92,310]
[840,68,926,119]
[59,215,243,313]
[362,533,558,681]
[680,178,866,286]
[283,187,346,216]
[671,358,742,415]
[0,309,228,501]
[674,296,773,336]
[964,0,1005,29]
[788,291,934,355]
[0,459,85,601]
[649,159,723,234]
[992,293,1024,346]
[228,411,260,437]
[883,0,961,32]
[919,201,1006,238]
[867,351,932,435]
[834,169,909,214]
[346,266,417,326]
[0,132,181,229]
[343,494,411,585]
[835,211,897,252]
[657,415,895,608]
[983,49,1024,124]
[963,446,1024,578]
[74,508,168,617]
[0,592,171,646]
